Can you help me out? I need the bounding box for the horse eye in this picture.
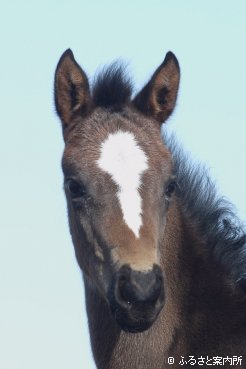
[165,181,177,198]
[67,179,86,198]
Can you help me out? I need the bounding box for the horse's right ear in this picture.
[54,49,91,135]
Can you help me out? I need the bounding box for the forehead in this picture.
[63,108,171,172]
[97,130,148,179]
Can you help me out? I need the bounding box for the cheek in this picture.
[66,199,96,267]
[158,198,168,232]
[142,189,167,234]
[144,200,167,245]
[158,215,167,243]
[73,213,113,294]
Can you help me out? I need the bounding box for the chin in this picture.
[117,318,156,333]
[111,304,162,333]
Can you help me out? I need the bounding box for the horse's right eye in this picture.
[66,179,86,198]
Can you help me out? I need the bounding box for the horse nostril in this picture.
[113,266,133,307]
[156,274,163,289]
[118,275,135,305]
[118,274,127,287]
[115,265,164,308]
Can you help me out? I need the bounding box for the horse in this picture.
[54,49,246,369]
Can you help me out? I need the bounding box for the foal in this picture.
[54,49,246,369]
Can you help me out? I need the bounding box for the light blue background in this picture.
[1,1,245,368]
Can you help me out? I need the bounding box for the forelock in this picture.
[92,62,133,110]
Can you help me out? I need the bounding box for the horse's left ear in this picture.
[54,49,91,136]
[133,52,180,124]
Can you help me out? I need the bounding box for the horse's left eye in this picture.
[66,179,86,198]
[165,181,177,198]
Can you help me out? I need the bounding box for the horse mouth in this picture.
[111,300,164,333]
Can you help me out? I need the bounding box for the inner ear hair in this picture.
[54,49,91,130]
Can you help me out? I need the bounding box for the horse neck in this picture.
[160,198,201,313]
[162,198,232,320]
[162,199,246,355]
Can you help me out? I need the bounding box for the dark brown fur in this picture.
[54,49,246,368]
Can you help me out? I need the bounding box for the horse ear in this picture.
[133,52,180,124]
[54,49,91,134]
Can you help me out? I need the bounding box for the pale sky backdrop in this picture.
[1,1,246,369]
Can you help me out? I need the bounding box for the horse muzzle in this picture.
[108,264,165,333]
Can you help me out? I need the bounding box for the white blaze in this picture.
[97,131,148,238]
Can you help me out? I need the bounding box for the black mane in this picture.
[164,133,246,288]
[92,62,133,110]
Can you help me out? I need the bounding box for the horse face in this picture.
[55,50,180,332]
